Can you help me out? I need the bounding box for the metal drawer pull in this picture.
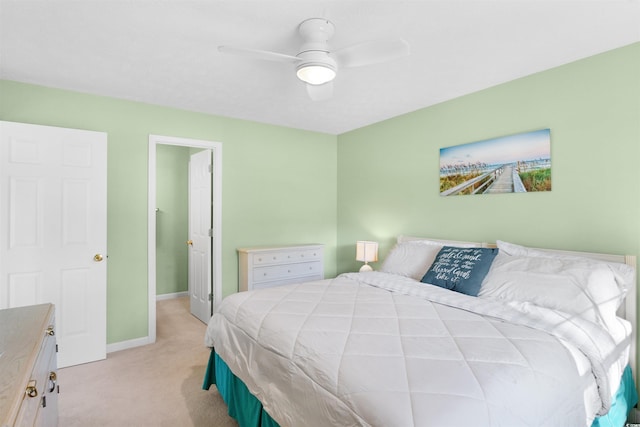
[26,380,38,398]
[46,326,55,336]
[48,372,57,392]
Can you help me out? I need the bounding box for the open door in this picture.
[0,121,107,368]
[188,149,213,323]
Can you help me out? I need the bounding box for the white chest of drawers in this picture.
[238,244,324,291]
[0,304,58,427]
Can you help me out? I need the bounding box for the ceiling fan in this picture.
[218,18,410,101]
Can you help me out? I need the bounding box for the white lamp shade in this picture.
[356,241,378,263]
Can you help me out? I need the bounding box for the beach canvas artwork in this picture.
[439,129,551,196]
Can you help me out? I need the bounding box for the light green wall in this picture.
[337,42,640,273]
[0,81,338,344]
[1,42,638,345]
[156,144,190,295]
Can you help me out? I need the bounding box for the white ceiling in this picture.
[1,1,639,135]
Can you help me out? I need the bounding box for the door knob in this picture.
[94,254,104,262]
[186,240,193,246]
[25,380,38,398]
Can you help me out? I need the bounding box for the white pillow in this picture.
[379,242,442,280]
[479,251,626,330]
[496,240,635,294]
[380,239,482,280]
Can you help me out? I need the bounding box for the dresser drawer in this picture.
[253,261,322,284]
[14,331,57,426]
[35,347,59,426]
[252,248,322,266]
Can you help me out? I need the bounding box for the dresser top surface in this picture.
[237,244,324,253]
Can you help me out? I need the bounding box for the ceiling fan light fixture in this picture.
[296,63,336,85]
[219,17,410,99]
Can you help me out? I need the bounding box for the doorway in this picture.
[148,135,222,343]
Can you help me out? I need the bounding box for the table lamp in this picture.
[356,240,378,272]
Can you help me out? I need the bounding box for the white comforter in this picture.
[205,272,631,427]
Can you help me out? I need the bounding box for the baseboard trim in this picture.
[107,294,187,354]
[156,291,188,301]
[107,336,154,354]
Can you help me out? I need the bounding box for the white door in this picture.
[0,121,107,368]
[188,149,212,323]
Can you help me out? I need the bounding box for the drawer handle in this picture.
[48,372,57,393]
[26,380,38,398]
[46,326,55,336]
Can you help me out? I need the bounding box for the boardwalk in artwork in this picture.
[484,164,515,193]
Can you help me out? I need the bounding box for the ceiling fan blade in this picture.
[306,81,333,101]
[218,46,300,63]
[333,39,410,68]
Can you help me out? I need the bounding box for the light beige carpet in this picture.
[58,297,238,427]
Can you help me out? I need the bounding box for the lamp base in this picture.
[359,264,373,272]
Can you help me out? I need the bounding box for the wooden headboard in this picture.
[396,235,638,394]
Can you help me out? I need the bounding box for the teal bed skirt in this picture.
[592,364,638,427]
[203,350,280,427]
[203,349,637,427]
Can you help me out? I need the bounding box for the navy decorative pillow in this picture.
[421,246,499,296]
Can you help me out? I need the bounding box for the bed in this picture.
[203,237,638,426]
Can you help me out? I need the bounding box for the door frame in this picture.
[148,135,222,343]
